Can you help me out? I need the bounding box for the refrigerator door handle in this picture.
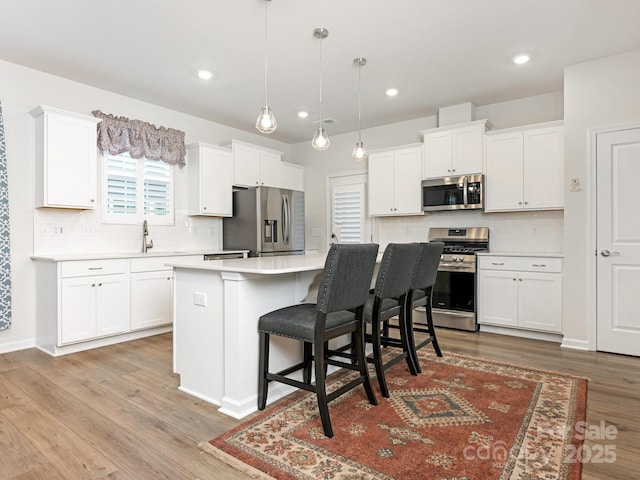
[282,194,290,245]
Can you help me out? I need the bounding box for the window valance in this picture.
[92,110,186,167]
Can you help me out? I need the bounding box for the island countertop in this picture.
[166,253,329,274]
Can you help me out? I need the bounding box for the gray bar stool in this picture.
[257,243,379,438]
[363,242,421,398]
[405,241,445,371]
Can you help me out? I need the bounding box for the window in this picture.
[102,153,174,225]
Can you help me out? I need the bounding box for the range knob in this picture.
[451,255,458,262]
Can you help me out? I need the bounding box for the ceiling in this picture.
[1,0,639,144]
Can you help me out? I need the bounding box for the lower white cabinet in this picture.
[130,257,177,330]
[478,255,562,334]
[60,273,130,343]
[34,255,201,356]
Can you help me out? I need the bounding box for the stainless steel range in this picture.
[428,227,489,331]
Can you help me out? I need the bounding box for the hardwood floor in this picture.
[1,329,638,479]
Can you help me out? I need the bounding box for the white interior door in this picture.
[596,126,640,356]
[328,173,370,246]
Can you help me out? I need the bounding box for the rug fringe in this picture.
[199,441,276,480]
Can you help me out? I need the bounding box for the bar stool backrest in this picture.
[316,243,379,314]
[410,242,444,290]
[374,243,421,299]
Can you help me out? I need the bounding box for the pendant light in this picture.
[311,27,330,150]
[352,57,368,161]
[255,0,277,134]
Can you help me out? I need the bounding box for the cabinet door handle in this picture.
[90,199,95,203]
[512,278,517,281]
[91,283,96,287]
[532,264,547,267]
[98,283,102,287]
[491,262,504,266]
[166,276,171,280]
[518,278,523,282]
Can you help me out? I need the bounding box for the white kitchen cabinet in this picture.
[368,144,423,216]
[30,105,101,209]
[130,256,178,331]
[280,162,304,191]
[187,143,233,216]
[478,255,562,333]
[421,119,491,179]
[61,273,129,343]
[58,259,130,344]
[231,141,283,188]
[485,122,564,212]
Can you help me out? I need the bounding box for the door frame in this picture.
[325,169,370,250]
[587,123,640,351]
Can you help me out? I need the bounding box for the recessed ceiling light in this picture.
[297,111,309,119]
[513,54,530,65]
[386,88,399,97]
[197,70,213,80]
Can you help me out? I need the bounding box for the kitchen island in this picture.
[168,254,329,419]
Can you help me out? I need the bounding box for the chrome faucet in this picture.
[142,219,153,253]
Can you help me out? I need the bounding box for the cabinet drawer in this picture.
[478,256,562,273]
[61,259,129,278]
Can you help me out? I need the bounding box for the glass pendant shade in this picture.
[256,106,277,133]
[312,127,330,150]
[352,141,368,161]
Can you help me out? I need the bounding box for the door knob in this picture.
[600,249,620,257]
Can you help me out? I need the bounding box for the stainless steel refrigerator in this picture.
[223,186,305,257]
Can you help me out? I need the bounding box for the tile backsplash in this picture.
[375,210,563,253]
[33,208,222,255]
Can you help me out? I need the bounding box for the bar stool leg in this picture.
[314,336,333,438]
[258,332,270,410]
[426,297,442,357]
[354,319,377,406]
[371,319,390,398]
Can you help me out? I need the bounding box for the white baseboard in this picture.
[0,338,36,354]
[479,324,563,343]
[560,337,591,351]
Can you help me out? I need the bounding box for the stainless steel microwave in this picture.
[422,174,484,212]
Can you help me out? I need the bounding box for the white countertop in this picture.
[167,253,329,275]
[477,251,564,258]
[31,250,248,262]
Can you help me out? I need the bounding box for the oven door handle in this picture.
[438,265,476,273]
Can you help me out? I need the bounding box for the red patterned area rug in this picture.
[201,350,588,479]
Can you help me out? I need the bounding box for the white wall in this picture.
[0,59,292,353]
[294,91,565,254]
[563,49,640,349]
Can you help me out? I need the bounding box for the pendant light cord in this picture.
[357,62,362,143]
[263,0,269,105]
[319,36,323,128]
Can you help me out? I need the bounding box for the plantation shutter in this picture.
[332,183,366,244]
[106,154,138,215]
[143,159,171,217]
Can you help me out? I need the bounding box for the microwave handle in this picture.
[462,176,468,206]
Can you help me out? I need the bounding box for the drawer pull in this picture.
[532,264,547,267]
[88,267,103,270]
[491,262,505,266]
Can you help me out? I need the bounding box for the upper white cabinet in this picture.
[30,105,101,209]
[187,143,233,216]
[368,144,423,216]
[280,162,304,191]
[421,119,491,179]
[231,141,283,188]
[485,122,564,212]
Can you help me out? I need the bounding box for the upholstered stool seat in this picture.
[259,304,357,341]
